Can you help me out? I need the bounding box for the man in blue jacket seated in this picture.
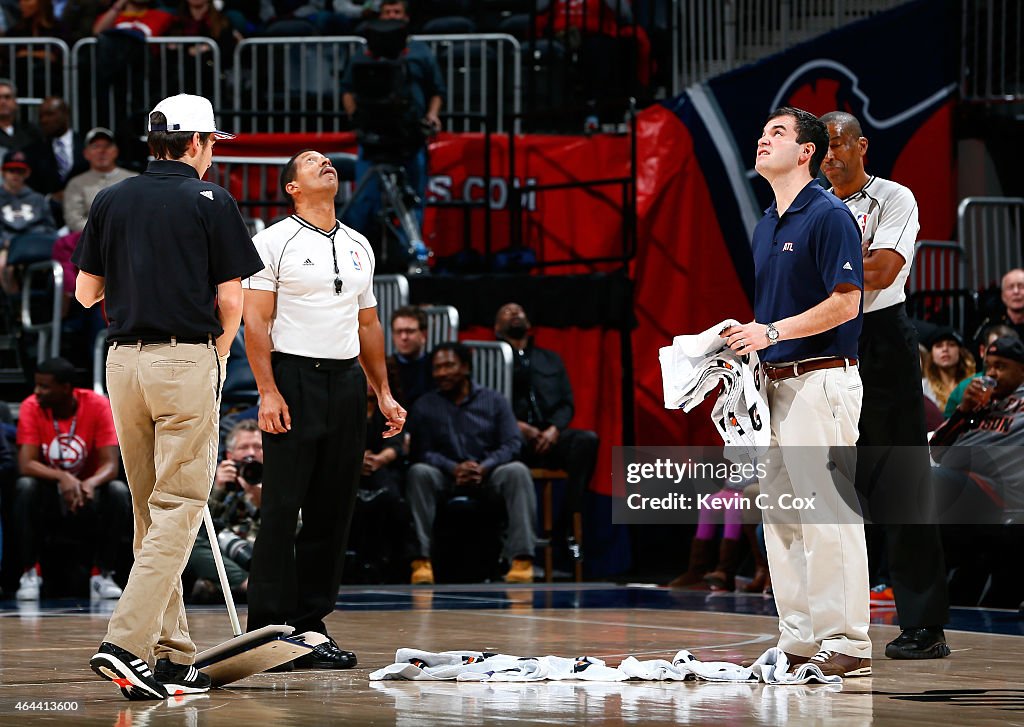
[406,342,537,585]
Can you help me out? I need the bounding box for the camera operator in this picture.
[340,0,445,246]
[185,420,263,603]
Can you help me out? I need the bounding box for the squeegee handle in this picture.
[203,505,243,637]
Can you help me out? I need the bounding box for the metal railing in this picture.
[0,38,71,109]
[957,196,1024,292]
[907,240,967,294]
[373,274,410,358]
[71,36,222,131]
[415,33,521,133]
[423,304,460,351]
[671,0,910,92]
[961,0,1023,102]
[21,260,63,363]
[232,36,366,134]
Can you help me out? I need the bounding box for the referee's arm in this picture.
[243,288,291,434]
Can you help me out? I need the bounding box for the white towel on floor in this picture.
[368,647,842,686]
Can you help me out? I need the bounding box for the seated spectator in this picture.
[186,420,262,603]
[494,302,597,562]
[0,79,41,155]
[57,0,106,43]
[975,268,1024,341]
[945,324,1019,416]
[921,327,975,412]
[169,0,243,61]
[406,342,537,585]
[345,381,413,583]
[61,127,137,234]
[13,357,130,600]
[0,149,57,293]
[92,0,175,129]
[930,337,1024,523]
[387,305,432,409]
[23,97,87,204]
[6,0,67,55]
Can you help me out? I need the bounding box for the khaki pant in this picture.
[761,365,871,659]
[103,340,226,664]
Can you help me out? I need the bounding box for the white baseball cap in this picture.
[148,94,235,139]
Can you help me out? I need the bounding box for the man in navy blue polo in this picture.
[723,107,870,678]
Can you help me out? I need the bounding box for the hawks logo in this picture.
[44,433,88,474]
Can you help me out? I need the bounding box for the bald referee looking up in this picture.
[74,94,264,699]
[243,150,405,669]
[820,110,950,660]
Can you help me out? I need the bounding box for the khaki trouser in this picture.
[103,340,226,664]
[760,365,871,659]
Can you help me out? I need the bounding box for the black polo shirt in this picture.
[72,159,264,342]
[752,179,864,363]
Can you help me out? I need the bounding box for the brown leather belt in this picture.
[763,356,858,382]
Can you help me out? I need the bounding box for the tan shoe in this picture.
[809,650,872,677]
[411,559,434,585]
[504,558,534,584]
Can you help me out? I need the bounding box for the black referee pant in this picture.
[247,353,367,636]
[856,303,949,630]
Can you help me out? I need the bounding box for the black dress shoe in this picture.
[293,637,358,670]
[885,627,951,660]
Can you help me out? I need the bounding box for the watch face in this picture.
[768,326,779,341]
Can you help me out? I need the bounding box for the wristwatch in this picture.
[765,322,780,346]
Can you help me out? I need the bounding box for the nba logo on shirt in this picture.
[782,242,795,252]
[857,213,868,234]
[350,250,362,271]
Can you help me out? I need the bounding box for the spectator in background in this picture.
[170,0,243,60]
[0,79,41,154]
[974,268,1024,342]
[922,328,976,412]
[494,302,597,562]
[930,336,1024,522]
[13,357,130,601]
[945,323,1019,416]
[387,305,432,409]
[92,0,175,129]
[186,420,263,603]
[61,127,137,234]
[7,0,66,52]
[406,342,537,586]
[0,150,57,294]
[341,1,444,253]
[24,96,88,203]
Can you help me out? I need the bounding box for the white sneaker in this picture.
[16,569,41,600]
[90,573,123,600]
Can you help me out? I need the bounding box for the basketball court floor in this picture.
[2,584,1023,725]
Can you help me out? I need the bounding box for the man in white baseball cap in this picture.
[74,93,263,700]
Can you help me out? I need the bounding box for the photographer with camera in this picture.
[185,420,263,603]
[340,0,445,269]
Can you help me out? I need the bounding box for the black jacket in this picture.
[508,339,574,431]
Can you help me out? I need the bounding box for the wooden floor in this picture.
[1,586,1023,726]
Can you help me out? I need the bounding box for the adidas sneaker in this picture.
[90,642,169,701]
[154,659,212,696]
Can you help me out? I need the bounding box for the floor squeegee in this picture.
[191,506,327,687]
